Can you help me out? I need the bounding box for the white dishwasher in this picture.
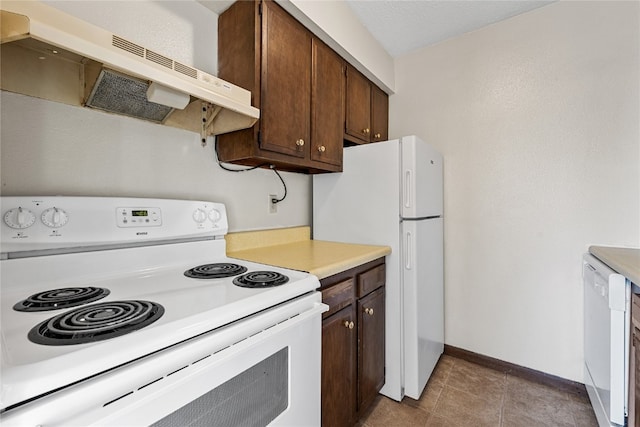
[583,253,631,427]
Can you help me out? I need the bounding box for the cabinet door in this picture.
[322,304,356,427]
[345,65,371,143]
[260,0,311,158]
[358,287,385,410]
[371,84,388,142]
[311,38,344,167]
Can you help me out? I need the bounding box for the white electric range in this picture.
[0,196,326,426]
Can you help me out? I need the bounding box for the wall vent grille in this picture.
[112,36,144,58]
[111,36,199,81]
[146,50,172,69]
[175,62,198,79]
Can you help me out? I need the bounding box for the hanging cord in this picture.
[213,137,287,204]
[270,165,287,204]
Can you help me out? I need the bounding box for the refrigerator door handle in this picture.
[404,170,412,208]
[405,231,412,269]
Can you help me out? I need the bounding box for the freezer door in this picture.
[401,136,443,219]
[402,217,444,399]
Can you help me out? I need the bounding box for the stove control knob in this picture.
[4,207,36,229]
[192,208,207,223]
[208,209,221,223]
[41,207,69,228]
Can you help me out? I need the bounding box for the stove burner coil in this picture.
[233,271,289,288]
[184,263,248,279]
[14,287,111,312]
[28,300,164,346]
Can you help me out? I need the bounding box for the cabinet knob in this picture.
[365,307,374,316]
[295,139,305,147]
[362,128,370,135]
[343,320,354,329]
[374,133,381,139]
[317,145,326,153]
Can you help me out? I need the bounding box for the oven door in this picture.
[1,292,327,427]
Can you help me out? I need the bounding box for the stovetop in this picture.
[1,239,319,409]
[0,197,320,410]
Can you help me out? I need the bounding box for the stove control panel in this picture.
[0,197,229,256]
[116,207,162,228]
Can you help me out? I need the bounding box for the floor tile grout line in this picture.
[498,372,507,427]
[429,380,445,418]
[434,358,454,412]
[567,390,581,427]
[419,358,452,423]
[441,358,454,384]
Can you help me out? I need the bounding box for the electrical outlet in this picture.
[269,194,277,214]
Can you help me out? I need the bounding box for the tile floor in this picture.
[357,355,599,427]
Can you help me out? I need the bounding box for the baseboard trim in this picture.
[443,345,588,398]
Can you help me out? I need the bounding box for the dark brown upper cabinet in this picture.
[371,84,389,143]
[216,0,343,173]
[344,64,389,145]
[311,38,345,168]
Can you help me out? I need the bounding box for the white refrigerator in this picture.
[313,135,443,401]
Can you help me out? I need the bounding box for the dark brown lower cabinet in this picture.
[321,305,356,427]
[358,286,385,409]
[321,258,386,427]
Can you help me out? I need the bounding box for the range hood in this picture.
[0,1,259,137]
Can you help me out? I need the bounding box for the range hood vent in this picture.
[86,69,175,123]
[0,1,259,137]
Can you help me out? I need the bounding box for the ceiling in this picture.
[200,0,554,58]
[345,0,554,57]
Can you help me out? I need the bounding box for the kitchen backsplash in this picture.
[0,91,311,232]
[0,1,312,232]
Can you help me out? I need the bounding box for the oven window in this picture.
[151,347,289,427]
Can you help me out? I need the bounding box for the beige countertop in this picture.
[226,227,390,280]
[589,246,640,286]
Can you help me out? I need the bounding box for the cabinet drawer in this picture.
[322,278,355,319]
[357,264,385,298]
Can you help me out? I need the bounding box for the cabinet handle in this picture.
[295,139,305,147]
[317,145,326,153]
[374,133,381,139]
[362,128,370,135]
[343,320,354,329]
[365,307,374,316]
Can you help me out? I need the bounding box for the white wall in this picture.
[279,0,395,93]
[1,0,311,232]
[391,1,640,381]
